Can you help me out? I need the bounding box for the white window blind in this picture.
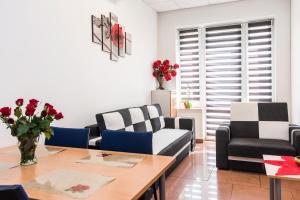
[176,19,274,137]
[178,28,201,102]
[247,20,273,102]
[205,24,243,136]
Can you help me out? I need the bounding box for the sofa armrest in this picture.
[289,124,300,154]
[85,124,100,137]
[216,124,231,169]
[164,117,195,131]
[100,130,153,154]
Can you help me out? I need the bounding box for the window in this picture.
[205,24,243,136]
[178,28,201,102]
[177,19,274,137]
[247,21,273,102]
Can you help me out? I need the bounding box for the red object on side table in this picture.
[264,156,300,176]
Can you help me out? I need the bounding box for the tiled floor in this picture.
[163,142,300,200]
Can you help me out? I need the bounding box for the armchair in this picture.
[216,102,300,172]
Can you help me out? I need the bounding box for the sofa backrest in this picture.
[96,105,153,134]
[230,102,289,140]
[146,104,165,132]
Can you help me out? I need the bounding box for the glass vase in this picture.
[157,76,165,90]
[18,135,38,166]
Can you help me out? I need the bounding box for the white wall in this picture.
[158,0,291,109]
[291,0,300,124]
[0,0,157,147]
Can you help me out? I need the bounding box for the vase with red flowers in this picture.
[152,59,180,90]
[0,99,63,166]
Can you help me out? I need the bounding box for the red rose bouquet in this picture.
[0,99,63,166]
[152,59,179,89]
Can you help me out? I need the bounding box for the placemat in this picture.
[77,152,143,168]
[25,170,115,199]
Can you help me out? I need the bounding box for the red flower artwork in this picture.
[65,184,90,193]
[264,156,300,176]
[111,23,125,48]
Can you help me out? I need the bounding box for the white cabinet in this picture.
[176,108,204,141]
[151,90,176,117]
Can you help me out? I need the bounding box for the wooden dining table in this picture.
[0,145,175,200]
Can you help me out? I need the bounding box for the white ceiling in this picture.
[143,0,242,12]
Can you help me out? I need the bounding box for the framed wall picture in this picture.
[110,12,118,61]
[101,14,111,53]
[91,15,102,45]
[118,25,125,57]
[125,32,132,55]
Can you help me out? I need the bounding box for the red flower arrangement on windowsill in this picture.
[152,59,179,90]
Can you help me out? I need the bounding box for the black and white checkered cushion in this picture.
[147,104,165,133]
[96,106,153,133]
[128,106,152,132]
[100,109,134,131]
[230,102,289,141]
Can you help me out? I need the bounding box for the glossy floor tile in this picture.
[163,142,300,200]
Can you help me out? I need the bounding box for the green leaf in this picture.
[44,128,53,140]
[14,107,22,118]
[10,125,17,136]
[28,123,37,128]
[32,128,41,136]
[17,124,30,136]
[39,119,51,129]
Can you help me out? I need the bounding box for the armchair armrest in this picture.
[289,124,300,154]
[164,117,195,151]
[216,123,231,169]
[100,130,153,154]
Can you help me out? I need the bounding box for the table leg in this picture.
[270,178,275,200]
[270,178,281,200]
[274,179,281,200]
[159,174,166,200]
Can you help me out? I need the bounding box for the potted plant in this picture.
[0,99,63,166]
[152,59,179,90]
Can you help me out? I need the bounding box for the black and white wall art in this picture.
[91,12,132,61]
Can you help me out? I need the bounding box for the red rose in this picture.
[174,64,179,69]
[163,59,170,66]
[152,71,158,78]
[7,118,14,124]
[44,103,53,109]
[171,70,177,77]
[48,107,57,116]
[165,73,172,81]
[156,60,161,66]
[29,99,39,107]
[41,110,47,118]
[153,61,160,68]
[25,104,36,116]
[55,112,64,120]
[0,107,12,117]
[15,98,24,106]
[161,65,169,73]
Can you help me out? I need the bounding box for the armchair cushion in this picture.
[228,138,296,158]
[230,102,289,140]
